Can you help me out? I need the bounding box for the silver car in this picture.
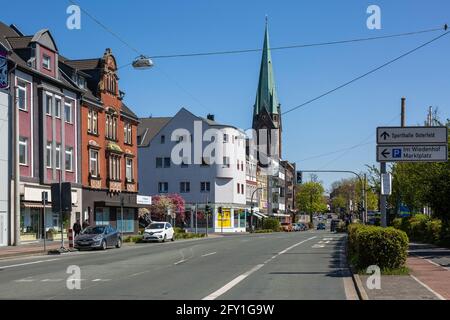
[75,225,122,250]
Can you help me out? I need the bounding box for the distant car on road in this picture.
[75,225,122,250]
[143,222,175,242]
[317,222,326,230]
[298,223,308,231]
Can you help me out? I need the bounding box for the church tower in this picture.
[252,19,282,162]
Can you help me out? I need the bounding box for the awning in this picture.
[252,211,269,220]
[94,201,140,208]
[21,202,51,209]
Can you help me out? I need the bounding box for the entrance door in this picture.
[0,211,7,246]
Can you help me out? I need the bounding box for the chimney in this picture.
[207,114,215,121]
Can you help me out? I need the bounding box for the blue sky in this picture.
[2,0,450,191]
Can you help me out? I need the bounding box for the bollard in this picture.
[68,229,74,249]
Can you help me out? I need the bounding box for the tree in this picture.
[150,194,185,225]
[296,182,327,222]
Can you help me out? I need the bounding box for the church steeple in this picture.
[253,18,280,122]
[252,18,282,158]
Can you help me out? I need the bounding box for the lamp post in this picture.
[250,187,263,233]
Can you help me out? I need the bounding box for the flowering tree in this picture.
[150,194,186,226]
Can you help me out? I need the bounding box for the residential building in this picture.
[0,42,9,246]
[0,22,83,243]
[138,108,247,233]
[63,48,140,234]
[281,160,296,216]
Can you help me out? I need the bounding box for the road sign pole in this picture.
[380,162,387,227]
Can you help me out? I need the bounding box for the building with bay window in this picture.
[0,22,83,243]
[63,48,140,234]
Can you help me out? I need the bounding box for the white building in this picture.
[138,108,247,233]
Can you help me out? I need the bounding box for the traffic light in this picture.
[296,171,303,185]
[205,205,211,216]
[218,206,223,215]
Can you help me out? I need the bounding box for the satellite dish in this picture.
[132,55,154,70]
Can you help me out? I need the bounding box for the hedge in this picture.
[392,215,444,245]
[263,218,281,232]
[348,224,409,270]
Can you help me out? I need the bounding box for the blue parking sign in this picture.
[392,149,402,158]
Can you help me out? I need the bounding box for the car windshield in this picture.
[82,226,105,235]
[148,223,165,229]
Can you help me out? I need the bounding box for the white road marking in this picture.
[41,279,63,282]
[312,244,325,248]
[129,271,150,278]
[0,259,60,269]
[202,236,317,300]
[15,278,35,283]
[410,275,445,300]
[174,259,187,265]
[202,252,217,257]
[92,279,111,282]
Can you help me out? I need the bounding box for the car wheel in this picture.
[171,235,175,242]
[116,238,122,249]
[101,240,107,250]
[162,234,167,243]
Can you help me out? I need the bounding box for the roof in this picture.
[137,117,172,147]
[64,59,101,71]
[6,36,32,49]
[121,103,139,121]
[253,20,280,118]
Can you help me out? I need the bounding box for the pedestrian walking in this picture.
[82,219,90,230]
[73,219,82,236]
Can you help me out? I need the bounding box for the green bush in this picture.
[348,224,409,270]
[392,215,444,245]
[174,232,205,240]
[336,221,347,233]
[123,235,143,243]
[424,219,442,244]
[254,229,274,234]
[263,218,281,232]
[174,227,186,234]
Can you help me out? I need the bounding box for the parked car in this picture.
[281,223,293,232]
[75,225,122,250]
[298,223,308,231]
[317,222,326,230]
[143,222,175,242]
[292,223,302,232]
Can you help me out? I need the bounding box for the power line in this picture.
[147,26,445,59]
[282,30,450,116]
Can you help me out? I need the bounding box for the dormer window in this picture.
[42,55,51,70]
[77,76,86,89]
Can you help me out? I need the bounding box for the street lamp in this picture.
[132,55,154,70]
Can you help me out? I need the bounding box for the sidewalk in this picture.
[0,241,63,260]
[355,243,450,300]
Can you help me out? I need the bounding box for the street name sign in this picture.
[137,195,152,205]
[377,127,448,145]
[377,145,448,162]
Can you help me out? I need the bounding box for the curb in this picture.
[350,268,369,300]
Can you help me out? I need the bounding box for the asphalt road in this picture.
[0,229,357,300]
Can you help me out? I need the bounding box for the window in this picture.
[88,109,98,134]
[46,142,52,168]
[237,183,240,194]
[42,55,51,70]
[223,157,230,168]
[223,134,229,143]
[19,137,28,165]
[126,158,133,182]
[55,98,61,118]
[17,82,27,111]
[65,147,73,171]
[106,114,117,140]
[156,157,163,168]
[124,122,132,144]
[77,76,86,89]
[116,208,135,233]
[109,155,121,181]
[201,182,210,193]
[241,184,245,195]
[55,144,61,169]
[158,182,168,194]
[160,135,165,144]
[64,101,73,124]
[180,182,190,193]
[89,149,99,177]
[164,157,171,168]
[45,95,52,115]
[95,208,110,226]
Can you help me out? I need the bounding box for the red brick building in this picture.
[63,49,140,234]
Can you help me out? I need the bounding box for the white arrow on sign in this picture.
[377,127,448,145]
[377,145,448,163]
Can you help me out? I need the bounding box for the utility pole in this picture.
[364,173,368,224]
[195,202,198,234]
[205,196,209,237]
[13,85,20,246]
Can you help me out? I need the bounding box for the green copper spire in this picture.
[254,18,279,118]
